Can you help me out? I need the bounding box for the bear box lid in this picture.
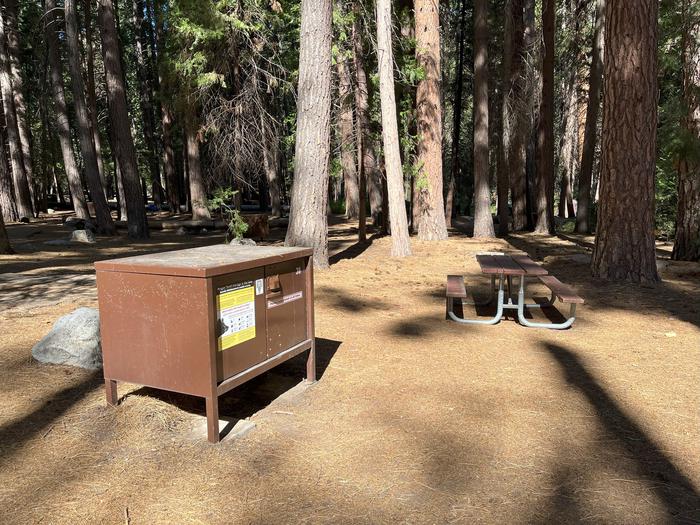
[94,245,314,278]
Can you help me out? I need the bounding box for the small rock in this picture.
[19,216,30,223]
[664,332,677,338]
[229,238,256,246]
[31,307,102,369]
[71,229,96,244]
[176,226,187,236]
[201,228,208,234]
[47,208,55,214]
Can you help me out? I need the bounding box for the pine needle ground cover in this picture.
[1,218,699,524]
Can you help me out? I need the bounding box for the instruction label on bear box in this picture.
[216,281,255,351]
[267,291,303,309]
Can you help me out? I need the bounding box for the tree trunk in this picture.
[284,0,332,267]
[4,0,35,214]
[557,0,579,220]
[472,0,494,238]
[351,4,367,242]
[45,0,91,221]
[591,0,659,283]
[534,0,555,234]
[446,0,467,227]
[508,0,527,231]
[376,0,412,256]
[98,0,149,238]
[0,11,32,220]
[184,117,211,221]
[161,103,179,212]
[0,107,18,222]
[354,16,382,228]
[262,114,282,217]
[336,48,359,219]
[132,0,163,208]
[576,0,605,234]
[64,0,116,234]
[414,0,448,240]
[672,1,700,261]
[0,212,12,253]
[84,0,108,196]
[497,0,520,236]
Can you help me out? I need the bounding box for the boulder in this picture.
[176,226,188,236]
[31,307,102,369]
[229,237,257,246]
[64,217,97,232]
[70,229,96,244]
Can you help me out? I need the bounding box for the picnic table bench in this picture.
[446,252,583,329]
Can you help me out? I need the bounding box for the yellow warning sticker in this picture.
[216,282,255,351]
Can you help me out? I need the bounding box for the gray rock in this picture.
[47,208,55,214]
[32,307,102,369]
[64,217,97,232]
[71,229,96,244]
[176,226,187,236]
[229,237,256,246]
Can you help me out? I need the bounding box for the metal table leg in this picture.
[448,275,504,325]
[516,276,576,329]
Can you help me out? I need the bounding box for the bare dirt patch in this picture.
[1,218,699,524]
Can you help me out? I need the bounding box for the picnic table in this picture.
[446,252,584,329]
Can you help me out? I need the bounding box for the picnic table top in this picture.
[476,253,548,276]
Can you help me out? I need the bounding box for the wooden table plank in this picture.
[511,254,549,276]
[476,254,526,275]
[495,255,526,275]
[476,254,503,274]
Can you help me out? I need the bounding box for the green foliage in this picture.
[207,187,248,240]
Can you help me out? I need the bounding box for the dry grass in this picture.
[1,218,699,524]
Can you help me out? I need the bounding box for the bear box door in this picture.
[264,259,308,358]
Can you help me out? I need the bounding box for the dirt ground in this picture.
[1,215,699,524]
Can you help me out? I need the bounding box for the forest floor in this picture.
[1,214,699,524]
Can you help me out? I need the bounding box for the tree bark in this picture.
[497,0,520,236]
[0,211,12,253]
[0,103,18,222]
[672,1,700,261]
[65,0,116,234]
[336,47,359,219]
[0,10,31,219]
[353,14,382,228]
[84,0,108,196]
[98,0,149,238]
[472,0,494,238]
[591,0,659,282]
[351,4,367,242]
[4,0,35,214]
[262,113,282,217]
[446,0,467,227]
[557,0,579,220]
[576,0,605,234]
[376,0,412,256]
[45,0,91,221]
[534,0,555,234]
[184,119,211,221]
[285,0,332,267]
[508,0,527,231]
[414,0,448,240]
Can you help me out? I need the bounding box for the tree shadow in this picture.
[544,342,700,522]
[0,370,102,461]
[329,232,384,265]
[125,338,342,425]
